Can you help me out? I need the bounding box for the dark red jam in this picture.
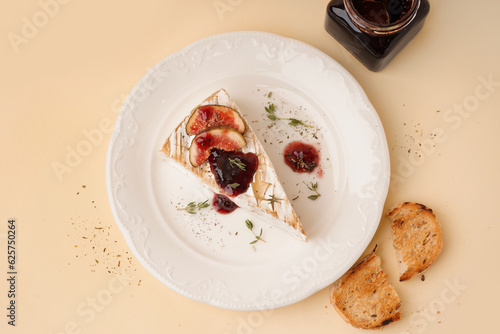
[283,141,319,173]
[208,149,259,197]
[198,105,215,121]
[325,0,430,71]
[352,0,412,25]
[194,132,214,149]
[212,193,238,214]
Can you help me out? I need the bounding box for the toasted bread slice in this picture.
[161,89,306,241]
[387,202,443,281]
[330,250,402,329]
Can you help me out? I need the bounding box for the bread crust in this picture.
[387,202,443,281]
[330,251,402,329]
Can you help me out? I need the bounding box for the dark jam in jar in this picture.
[208,149,259,197]
[325,0,430,71]
[283,141,319,173]
[352,0,412,24]
[212,193,238,214]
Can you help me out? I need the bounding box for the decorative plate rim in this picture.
[106,30,390,311]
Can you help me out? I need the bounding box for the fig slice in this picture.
[189,128,246,167]
[186,105,245,135]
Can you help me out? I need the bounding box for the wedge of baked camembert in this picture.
[161,89,307,241]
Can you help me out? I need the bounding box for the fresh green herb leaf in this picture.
[288,118,312,127]
[178,199,210,214]
[197,200,210,209]
[245,219,253,230]
[229,158,246,171]
[228,183,240,189]
[264,103,312,128]
[265,195,282,204]
[307,182,321,200]
[265,103,276,114]
[245,219,266,244]
[307,182,318,191]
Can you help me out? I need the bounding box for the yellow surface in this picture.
[1,0,499,333]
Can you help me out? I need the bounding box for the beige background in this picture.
[1,0,499,333]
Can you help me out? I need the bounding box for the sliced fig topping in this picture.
[186,105,245,135]
[189,128,246,167]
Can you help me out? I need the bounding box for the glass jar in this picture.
[325,0,430,71]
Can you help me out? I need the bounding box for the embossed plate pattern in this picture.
[106,31,390,311]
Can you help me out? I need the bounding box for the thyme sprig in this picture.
[265,103,312,128]
[265,195,282,204]
[307,182,321,200]
[178,199,210,214]
[245,219,266,244]
[229,157,246,171]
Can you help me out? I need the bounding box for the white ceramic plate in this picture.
[106,31,390,311]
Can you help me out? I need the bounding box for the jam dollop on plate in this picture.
[283,141,319,173]
[212,193,238,214]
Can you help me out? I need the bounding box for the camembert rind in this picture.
[161,89,307,241]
